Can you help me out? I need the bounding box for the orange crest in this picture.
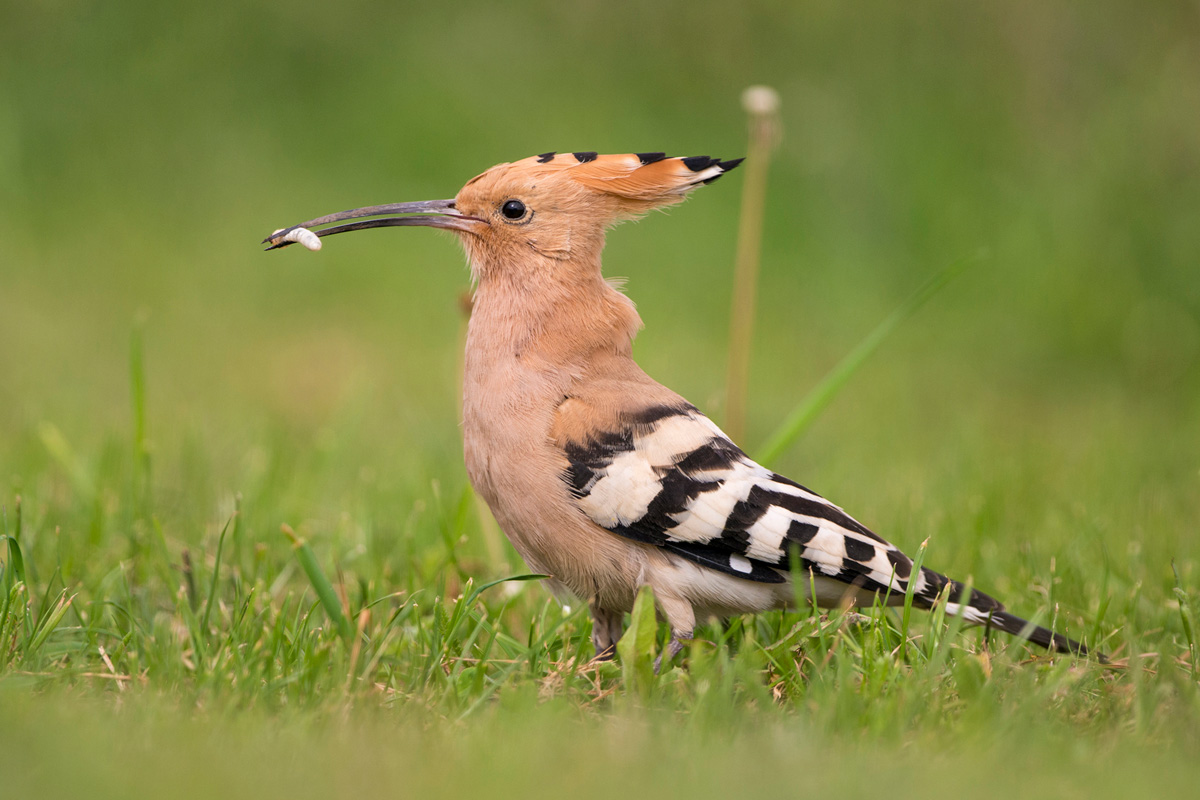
[462,151,743,216]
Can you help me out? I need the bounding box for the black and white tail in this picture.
[907,567,1094,657]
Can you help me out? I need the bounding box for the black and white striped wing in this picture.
[563,405,993,611]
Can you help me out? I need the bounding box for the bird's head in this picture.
[265,152,741,280]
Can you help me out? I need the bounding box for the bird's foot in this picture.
[589,643,617,664]
[652,632,691,673]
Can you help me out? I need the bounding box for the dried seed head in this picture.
[741,85,780,116]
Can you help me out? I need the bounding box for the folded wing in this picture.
[557,401,997,613]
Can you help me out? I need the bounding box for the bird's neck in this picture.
[464,256,642,371]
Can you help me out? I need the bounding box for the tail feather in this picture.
[910,566,1104,661]
[984,609,1101,661]
[912,566,1004,613]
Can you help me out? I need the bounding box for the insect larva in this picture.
[271,226,322,251]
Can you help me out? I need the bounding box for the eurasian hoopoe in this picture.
[266,151,1101,663]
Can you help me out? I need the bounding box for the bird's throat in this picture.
[465,263,643,371]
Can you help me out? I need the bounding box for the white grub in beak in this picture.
[270,226,322,251]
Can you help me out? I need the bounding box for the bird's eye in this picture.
[501,199,527,220]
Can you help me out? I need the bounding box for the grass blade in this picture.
[0,583,27,668]
[756,250,986,465]
[24,590,73,660]
[617,585,658,696]
[464,573,548,608]
[1172,560,1196,680]
[2,535,26,590]
[900,539,930,662]
[201,512,235,633]
[282,524,352,642]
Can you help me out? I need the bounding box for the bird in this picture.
[265,151,1102,664]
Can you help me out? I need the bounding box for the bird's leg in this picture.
[652,592,696,672]
[589,598,623,662]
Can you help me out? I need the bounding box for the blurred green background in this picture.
[2,1,1199,792]
[3,0,1196,562]
[2,0,1200,623]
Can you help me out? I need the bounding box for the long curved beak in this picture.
[263,199,485,251]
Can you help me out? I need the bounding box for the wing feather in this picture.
[558,402,1006,612]
[561,405,918,590]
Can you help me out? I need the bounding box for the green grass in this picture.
[3,0,1200,795]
